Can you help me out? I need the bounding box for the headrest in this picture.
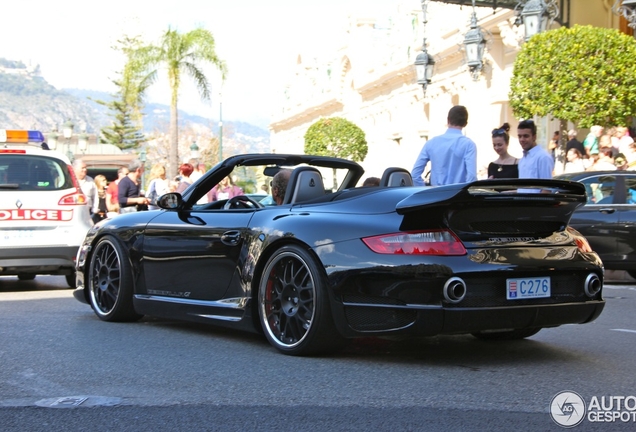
[283,166,325,204]
[380,167,413,187]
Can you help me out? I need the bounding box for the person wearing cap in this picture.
[614,153,628,170]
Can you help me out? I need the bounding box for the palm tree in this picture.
[133,27,227,178]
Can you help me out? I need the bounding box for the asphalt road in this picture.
[1,274,635,431]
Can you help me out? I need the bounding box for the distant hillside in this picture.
[0,58,270,153]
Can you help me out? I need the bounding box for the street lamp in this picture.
[513,0,559,41]
[47,129,58,150]
[62,120,74,141]
[62,120,74,160]
[190,141,200,160]
[414,48,435,95]
[78,131,88,153]
[521,0,548,40]
[463,0,487,81]
[414,1,435,96]
[613,0,636,29]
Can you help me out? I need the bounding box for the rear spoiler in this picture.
[396,179,586,215]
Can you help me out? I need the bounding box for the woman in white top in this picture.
[147,163,170,210]
[564,148,587,173]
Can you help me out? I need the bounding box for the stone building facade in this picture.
[269,0,630,182]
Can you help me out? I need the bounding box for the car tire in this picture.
[65,273,76,288]
[471,327,542,341]
[88,235,143,322]
[258,244,345,356]
[17,274,36,281]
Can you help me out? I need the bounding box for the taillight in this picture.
[59,192,88,205]
[59,164,88,205]
[567,226,593,253]
[362,230,467,256]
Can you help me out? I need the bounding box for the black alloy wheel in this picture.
[258,245,344,356]
[88,236,142,322]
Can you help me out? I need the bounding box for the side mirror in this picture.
[157,192,183,210]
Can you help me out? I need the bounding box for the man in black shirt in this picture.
[565,129,585,155]
[118,159,149,213]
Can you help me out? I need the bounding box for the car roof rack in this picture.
[0,129,48,150]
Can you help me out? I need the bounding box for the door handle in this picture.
[221,230,241,245]
[598,207,615,214]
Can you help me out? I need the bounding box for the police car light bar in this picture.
[0,129,45,144]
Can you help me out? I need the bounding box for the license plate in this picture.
[2,230,35,241]
[507,277,551,300]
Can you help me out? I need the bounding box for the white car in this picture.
[0,129,92,287]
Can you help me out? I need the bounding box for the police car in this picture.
[0,129,92,287]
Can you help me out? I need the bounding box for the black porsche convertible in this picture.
[74,154,605,356]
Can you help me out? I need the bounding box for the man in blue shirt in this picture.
[517,119,554,179]
[411,105,477,186]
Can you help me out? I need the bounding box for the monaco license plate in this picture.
[506,277,551,300]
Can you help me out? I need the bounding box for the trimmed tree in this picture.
[509,25,636,170]
[304,117,368,188]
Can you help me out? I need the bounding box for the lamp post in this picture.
[414,1,435,96]
[463,0,487,81]
[218,92,223,163]
[62,120,74,162]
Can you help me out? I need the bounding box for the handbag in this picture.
[147,180,158,206]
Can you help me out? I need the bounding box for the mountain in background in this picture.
[0,58,270,154]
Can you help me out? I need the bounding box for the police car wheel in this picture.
[65,273,76,289]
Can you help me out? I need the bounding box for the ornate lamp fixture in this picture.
[415,1,436,96]
[514,0,559,40]
[77,125,89,154]
[613,0,636,29]
[415,44,436,96]
[463,0,487,80]
[190,141,200,159]
[47,128,58,150]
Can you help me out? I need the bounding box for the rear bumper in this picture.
[0,246,78,275]
[336,301,605,337]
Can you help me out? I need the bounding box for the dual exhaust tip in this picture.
[443,272,602,304]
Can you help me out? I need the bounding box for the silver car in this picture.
[0,130,92,287]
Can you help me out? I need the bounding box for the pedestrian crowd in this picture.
[409,105,634,186]
[75,156,213,224]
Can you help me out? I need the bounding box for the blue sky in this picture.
[1,0,393,129]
